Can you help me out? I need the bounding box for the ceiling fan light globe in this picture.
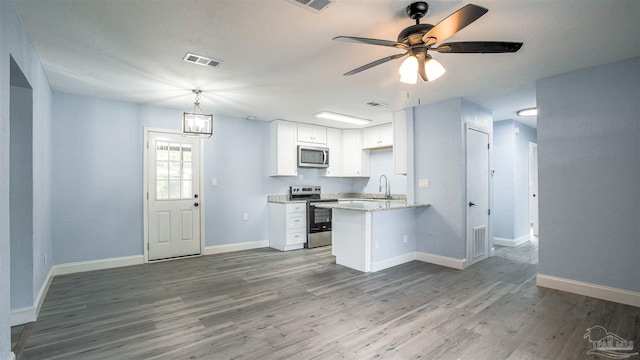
[425,57,446,81]
[399,55,419,84]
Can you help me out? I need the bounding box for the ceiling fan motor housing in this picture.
[397,23,434,45]
[406,2,429,20]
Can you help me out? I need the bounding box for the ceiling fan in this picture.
[334,2,523,84]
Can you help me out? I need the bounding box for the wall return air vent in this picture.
[285,0,335,13]
[183,53,223,68]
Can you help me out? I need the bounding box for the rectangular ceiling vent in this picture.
[366,101,388,107]
[285,0,335,13]
[183,53,222,68]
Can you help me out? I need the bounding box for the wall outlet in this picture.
[242,213,248,221]
[298,174,304,181]
[419,179,430,188]
[374,241,379,250]
[403,235,408,244]
[211,178,218,187]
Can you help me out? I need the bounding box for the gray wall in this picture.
[493,119,537,240]
[413,98,492,259]
[537,56,640,292]
[1,0,54,356]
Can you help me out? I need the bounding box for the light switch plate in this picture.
[419,179,430,188]
[211,178,218,187]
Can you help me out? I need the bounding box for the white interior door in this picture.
[529,142,539,237]
[147,131,201,261]
[466,127,490,266]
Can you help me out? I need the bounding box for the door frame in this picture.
[143,127,205,263]
[528,141,539,237]
[465,124,492,267]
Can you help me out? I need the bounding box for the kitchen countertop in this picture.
[267,193,407,204]
[314,200,430,212]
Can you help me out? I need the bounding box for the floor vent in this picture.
[473,225,487,259]
[183,53,222,68]
[285,0,335,13]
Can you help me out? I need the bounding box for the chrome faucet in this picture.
[379,174,391,199]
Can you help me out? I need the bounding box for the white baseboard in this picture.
[204,240,269,255]
[494,235,530,247]
[537,274,640,307]
[415,252,466,270]
[53,255,145,276]
[371,253,417,272]
[10,306,35,327]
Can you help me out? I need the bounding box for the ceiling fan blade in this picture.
[433,41,523,53]
[421,4,488,45]
[333,36,408,50]
[417,53,428,81]
[344,52,408,76]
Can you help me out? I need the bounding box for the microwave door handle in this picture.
[323,150,327,165]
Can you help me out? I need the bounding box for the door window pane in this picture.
[155,141,194,200]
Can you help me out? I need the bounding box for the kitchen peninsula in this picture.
[316,200,430,273]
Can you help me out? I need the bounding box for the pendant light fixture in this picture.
[182,89,213,138]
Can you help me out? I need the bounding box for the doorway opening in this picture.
[9,56,34,317]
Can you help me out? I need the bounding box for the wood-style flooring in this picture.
[12,243,640,359]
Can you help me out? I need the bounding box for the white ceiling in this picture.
[13,0,640,129]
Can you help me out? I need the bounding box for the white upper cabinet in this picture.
[362,123,393,149]
[323,128,343,177]
[269,120,298,176]
[342,130,370,177]
[393,110,408,175]
[297,124,327,144]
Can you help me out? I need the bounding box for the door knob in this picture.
[194,202,199,207]
[468,202,476,207]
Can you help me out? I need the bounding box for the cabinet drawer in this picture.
[286,228,307,245]
[286,213,306,229]
[286,203,307,214]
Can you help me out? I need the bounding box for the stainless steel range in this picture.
[289,185,337,248]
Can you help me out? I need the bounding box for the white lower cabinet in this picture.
[269,202,307,251]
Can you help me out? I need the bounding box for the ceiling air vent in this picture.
[366,101,388,107]
[285,0,335,13]
[183,53,222,68]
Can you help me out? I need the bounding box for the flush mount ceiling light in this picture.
[182,90,213,138]
[517,107,538,117]
[315,111,371,125]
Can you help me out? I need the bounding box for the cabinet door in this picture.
[378,123,393,147]
[270,120,298,176]
[323,128,343,176]
[342,130,370,177]
[362,124,393,149]
[298,124,327,144]
[362,126,380,149]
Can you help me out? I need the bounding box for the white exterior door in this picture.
[466,127,490,266]
[147,131,202,261]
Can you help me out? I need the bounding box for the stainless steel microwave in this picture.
[298,145,329,168]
